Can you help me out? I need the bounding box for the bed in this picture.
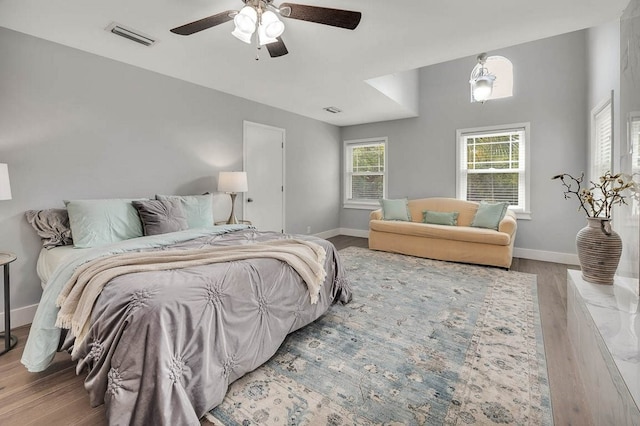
[22,223,350,425]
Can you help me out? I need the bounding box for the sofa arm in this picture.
[498,210,517,237]
[370,209,383,221]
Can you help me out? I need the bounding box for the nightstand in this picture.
[0,251,17,356]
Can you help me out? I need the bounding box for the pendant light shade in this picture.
[471,74,496,102]
[469,53,497,103]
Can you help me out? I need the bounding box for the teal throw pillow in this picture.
[379,198,411,221]
[470,201,509,230]
[156,194,213,229]
[66,198,145,248]
[423,210,459,226]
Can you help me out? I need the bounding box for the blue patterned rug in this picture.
[207,247,553,425]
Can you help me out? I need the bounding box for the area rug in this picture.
[207,247,553,425]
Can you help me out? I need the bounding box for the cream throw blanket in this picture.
[55,239,326,349]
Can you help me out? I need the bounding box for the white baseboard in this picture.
[313,228,369,239]
[338,228,370,238]
[513,247,580,265]
[313,228,341,239]
[0,303,38,332]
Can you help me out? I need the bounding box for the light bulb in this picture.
[234,6,257,34]
[261,11,285,38]
[472,75,495,102]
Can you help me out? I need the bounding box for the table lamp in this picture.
[218,171,248,224]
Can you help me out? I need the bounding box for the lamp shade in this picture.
[218,171,248,193]
[0,163,12,200]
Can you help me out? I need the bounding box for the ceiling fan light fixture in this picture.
[171,1,363,59]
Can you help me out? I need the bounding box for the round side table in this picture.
[0,251,17,356]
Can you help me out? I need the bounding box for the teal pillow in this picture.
[66,199,145,248]
[156,194,213,228]
[379,198,411,221]
[423,210,459,226]
[470,201,509,230]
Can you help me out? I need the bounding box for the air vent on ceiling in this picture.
[323,106,342,114]
[106,22,156,47]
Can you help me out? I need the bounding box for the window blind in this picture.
[461,129,525,206]
[591,100,612,181]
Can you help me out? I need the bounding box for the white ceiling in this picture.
[0,0,630,126]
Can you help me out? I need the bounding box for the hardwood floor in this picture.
[0,236,589,425]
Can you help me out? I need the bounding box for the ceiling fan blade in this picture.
[170,10,235,35]
[279,3,361,30]
[266,37,289,58]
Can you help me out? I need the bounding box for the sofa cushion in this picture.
[379,198,411,221]
[471,201,509,230]
[407,198,479,226]
[369,219,511,246]
[423,210,459,226]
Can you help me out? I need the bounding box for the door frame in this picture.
[242,120,286,232]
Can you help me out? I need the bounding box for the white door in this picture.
[243,121,285,232]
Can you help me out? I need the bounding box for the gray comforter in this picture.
[59,229,350,425]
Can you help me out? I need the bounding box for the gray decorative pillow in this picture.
[25,209,74,249]
[132,199,189,236]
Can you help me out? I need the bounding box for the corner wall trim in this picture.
[0,303,38,331]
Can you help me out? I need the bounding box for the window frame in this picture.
[456,123,531,219]
[343,137,388,210]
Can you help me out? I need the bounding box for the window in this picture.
[456,123,530,218]
[344,137,387,209]
[590,93,613,182]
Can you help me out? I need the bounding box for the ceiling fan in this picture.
[170,0,362,59]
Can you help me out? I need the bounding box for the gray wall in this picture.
[0,27,341,312]
[340,30,590,255]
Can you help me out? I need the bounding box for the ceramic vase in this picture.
[575,217,622,285]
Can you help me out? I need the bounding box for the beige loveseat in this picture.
[369,198,517,268]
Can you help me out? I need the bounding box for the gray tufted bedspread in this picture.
[61,229,351,425]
